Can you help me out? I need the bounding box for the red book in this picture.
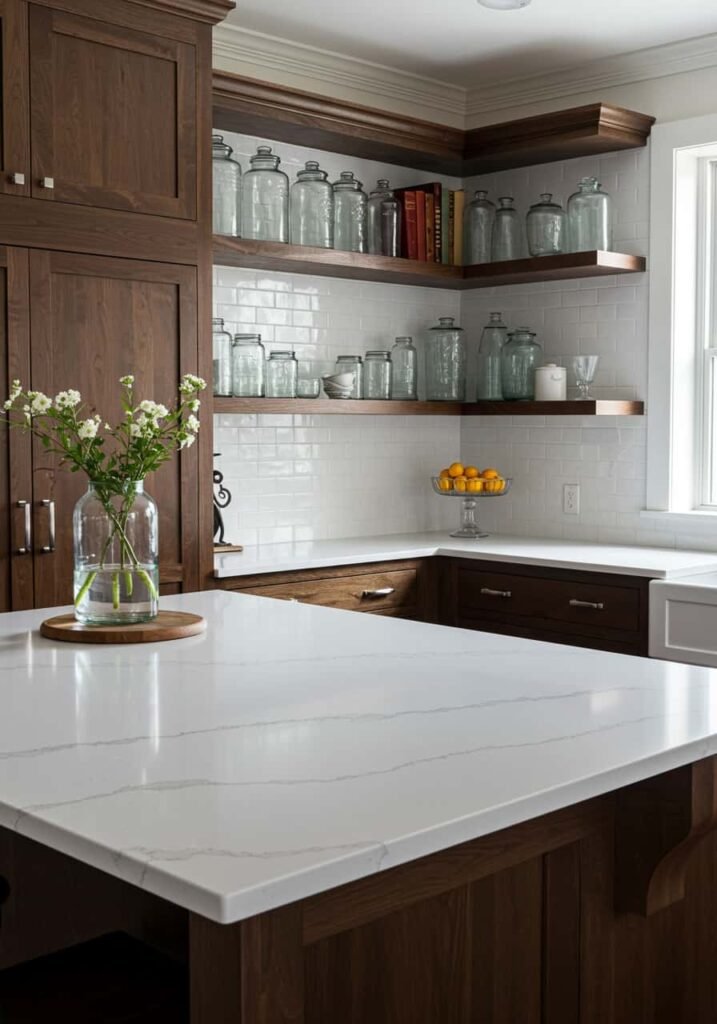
[415,192,426,262]
[425,193,435,263]
[398,191,418,260]
[412,182,443,262]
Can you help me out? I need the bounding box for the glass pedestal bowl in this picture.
[431,476,512,539]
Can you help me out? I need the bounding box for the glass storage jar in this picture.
[212,317,233,396]
[241,145,289,242]
[567,177,612,252]
[232,333,265,397]
[335,355,363,399]
[333,172,367,253]
[526,193,566,256]
[426,316,466,402]
[290,160,333,248]
[73,481,158,625]
[491,196,522,262]
[363,351,392,400]
[476,312,507,401]
[266,351,298,398]
[212,134,242,237]
[464,190,495,265]
[390,336,417,400]
[501,328,543,400]
[367,179,401,257]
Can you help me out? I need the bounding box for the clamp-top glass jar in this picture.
[567,177,612,252]
[212,134,241,237]
[232,334,265,397]
[333,172,367,253]
[242,145,289,242]
[266,351,298,398]
[363,351,392,400]
[464,190,495,265]
[367,179,401,257]
[501,328,543,401]
[526,193,566,256]
[426,317,466,402]
[290,160,333,248]
[212,318,233,396]
[390,337,418,400]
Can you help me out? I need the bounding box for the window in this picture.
[645,115,717,525]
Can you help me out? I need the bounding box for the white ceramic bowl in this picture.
[322,372,355,388]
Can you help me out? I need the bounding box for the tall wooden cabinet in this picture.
[0,0,232,610]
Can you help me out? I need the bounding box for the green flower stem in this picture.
[112,572,120,610]
[124,569,134,597]
[74,570,97,609]
[137,569,159,601]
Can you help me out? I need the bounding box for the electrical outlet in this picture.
[563,483,580,515]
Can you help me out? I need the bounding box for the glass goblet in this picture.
[572,355,600,400]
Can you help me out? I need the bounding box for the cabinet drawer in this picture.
[456,566,642,634]
[241,569,417,613]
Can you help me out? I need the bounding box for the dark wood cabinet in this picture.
[0,0,30,197]
[28,3,197,218]
[25,250,200,607]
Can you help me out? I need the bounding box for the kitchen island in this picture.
[3,591,717,1022]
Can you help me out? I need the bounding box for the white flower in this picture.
[186,414,200,434]
[189,399,201,412]
[30,393,52,415]
[54,389,81,410]
[179,374,206,394]
[179,434,196,449]
[119,375,135,387]
[4,379,22,408]
[139,400,156,414]
[129,423,142,438]
[77,418,99,440]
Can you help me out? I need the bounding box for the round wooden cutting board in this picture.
[39,611,207,644]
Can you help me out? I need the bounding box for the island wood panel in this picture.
[29,4,197,218]
[27,250,200,608]
[0,0,30,198]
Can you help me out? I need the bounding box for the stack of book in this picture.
[393,184,465,266]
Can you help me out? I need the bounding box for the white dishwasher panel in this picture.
[650,574,717,666]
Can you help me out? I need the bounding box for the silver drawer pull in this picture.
[569,598,604,610]
[10,172,26,185]
[40,499,56,553]
[361,587,395,599]
[480,587,512,598]
[40,176,55,189]
[15,500,32,554]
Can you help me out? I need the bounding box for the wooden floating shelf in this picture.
[214,398,644,417]
[214,237,645,290]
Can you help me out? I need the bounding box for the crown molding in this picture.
[212,23,466,125]
[466,32,717,119]
[129,0,234,24]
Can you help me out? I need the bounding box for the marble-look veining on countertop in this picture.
[215,531,717,579]
[4,592,717,923]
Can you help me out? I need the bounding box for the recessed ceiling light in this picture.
[478,0,532,8]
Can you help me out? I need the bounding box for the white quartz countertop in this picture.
[5,591,717,925]
[215,532,717,580]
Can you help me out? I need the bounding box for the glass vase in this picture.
[73,481,159,625]
[567,177,612,252]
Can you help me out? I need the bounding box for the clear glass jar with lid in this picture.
[464,190,495,265]
[266,351,298,398]
[491,196,522,262]
[367,179,401,257]
[212,318,233,396]
[390,337,417,400]
[501,328,543,401]
[477,312,507,401]
[363,351,392,400]
[334,355,363,399]
[212,134,241,237]
[526,193,566,256]
[567,177,612,252]
[426,316,466,402]
[232,333,265,397]
[241,145,289,242]
[333,172,367,253]
[290,160,333,248]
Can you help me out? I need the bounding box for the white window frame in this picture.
[644,114,717,529]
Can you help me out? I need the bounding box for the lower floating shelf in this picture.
[213,398,644,417]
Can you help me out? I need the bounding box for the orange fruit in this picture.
[439,468,451,479]
[466,478,483,493]
[448,462,465,478]
[465,466,479,478]
[438,477,453,492]
[481,468,499,479]
[453,477,467,493]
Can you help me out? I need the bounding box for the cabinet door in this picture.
[29,5,196,218]
[0,0,30,197]
[0,246,32,612]
[29,251,200,609]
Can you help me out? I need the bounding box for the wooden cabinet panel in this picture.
[28,250,200,608]
[241,568,418,613]
[29,5,196,218]
[0,0,30,197]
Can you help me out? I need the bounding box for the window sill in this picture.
[640,509,717,529]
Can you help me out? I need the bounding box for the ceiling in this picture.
[226,0,717,88]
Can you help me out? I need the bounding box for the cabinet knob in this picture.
[15,500,32,554]
[569,598,604,610]
[39,176,55,190]
[10,172,26,186]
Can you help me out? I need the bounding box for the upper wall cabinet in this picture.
[28,4,197,218]
[0,0,30,197]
